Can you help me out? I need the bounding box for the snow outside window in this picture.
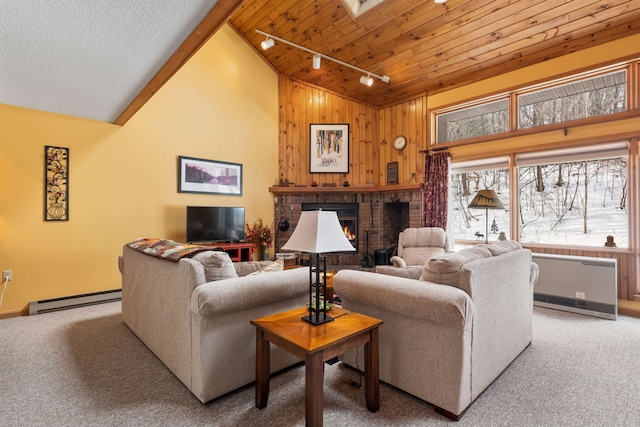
[451,158,510,242]
[517,143,628,247]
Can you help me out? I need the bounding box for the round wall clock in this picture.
[393,135,407,151]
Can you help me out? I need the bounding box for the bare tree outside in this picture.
[449,70,628,247]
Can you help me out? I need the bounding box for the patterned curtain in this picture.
[423,151,451,229]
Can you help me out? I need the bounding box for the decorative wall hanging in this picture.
[309,123,350,173]
[387,162,398,185]
[178,156,243,196]
[44,146,69,221]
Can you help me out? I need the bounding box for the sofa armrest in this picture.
[190,267,310,317]
[375,265,423,280]
[334,270,472,326]
[530,262,539,287]
[390,256,407,268]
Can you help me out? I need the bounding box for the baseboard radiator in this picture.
[29,289,122,315]
[532,253,617,320]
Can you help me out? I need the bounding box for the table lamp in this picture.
[468,189,504,244]
[281,210,355,325]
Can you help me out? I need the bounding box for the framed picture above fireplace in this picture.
[309,123,349,173]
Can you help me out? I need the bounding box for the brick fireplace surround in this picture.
[271,185,423,266]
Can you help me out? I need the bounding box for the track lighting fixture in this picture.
[360,75,373,87]
[256,29,390,86]
[260,37,274,50]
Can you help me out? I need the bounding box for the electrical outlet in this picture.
[3,270,12,281]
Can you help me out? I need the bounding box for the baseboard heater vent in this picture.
[29,289,121,315]
[532,253,617,320]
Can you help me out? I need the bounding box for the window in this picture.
[451,158,510,242]
[436,98,509,144]
[517,143,628,247]
[518,70,626,129]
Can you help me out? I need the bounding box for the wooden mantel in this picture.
[269,183,422,195]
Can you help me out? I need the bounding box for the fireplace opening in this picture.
[302,203,358,251]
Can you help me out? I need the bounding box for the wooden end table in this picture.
[251,306,382,426]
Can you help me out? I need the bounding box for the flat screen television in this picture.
[186,206,245,243]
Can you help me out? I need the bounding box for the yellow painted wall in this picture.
[0,24,278,315]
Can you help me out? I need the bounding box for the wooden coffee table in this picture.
[251,306,382,426]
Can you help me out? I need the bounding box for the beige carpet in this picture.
[1,302,639,426]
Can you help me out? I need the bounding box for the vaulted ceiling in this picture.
[3,0,640,125]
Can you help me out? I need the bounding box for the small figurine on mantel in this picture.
[604,235,617,248]
[498,232,507,241]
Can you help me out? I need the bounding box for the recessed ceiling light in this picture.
[434,0,447,4]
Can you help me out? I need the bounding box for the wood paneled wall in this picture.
[378,96,428,186]
[277,76,638,300]
[277,77,427,187]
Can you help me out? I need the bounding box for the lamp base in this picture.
[302,313,334,325]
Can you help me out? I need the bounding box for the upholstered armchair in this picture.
[390,227,449,267]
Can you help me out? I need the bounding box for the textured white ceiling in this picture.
[0,0,219,123]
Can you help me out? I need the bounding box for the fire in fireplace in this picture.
[302,203,358,251]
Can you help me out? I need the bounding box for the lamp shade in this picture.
[468,189,504,210]
[281,210,356,254]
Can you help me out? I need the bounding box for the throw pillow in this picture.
[487,240,522,256]
[420,245,492,286]
[247,258,284,276]
[192,251,238,282]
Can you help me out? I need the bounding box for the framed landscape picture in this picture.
[178,156,242,196]
[309,123,349,173]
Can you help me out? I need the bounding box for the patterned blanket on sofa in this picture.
[127,238,215,261]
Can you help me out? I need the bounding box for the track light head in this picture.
[360,75,374,87]
[255,30,388,86]
[261,37,274,50]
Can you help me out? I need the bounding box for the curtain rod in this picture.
[255,29,390,84]
[419,147,449,154]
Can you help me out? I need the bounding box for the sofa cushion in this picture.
[402,247,446,266]
[247,258,284,276]
[192,251,238,282]
[420,245,492,286]
[486,240,522,256]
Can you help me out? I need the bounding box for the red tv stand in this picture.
[206,242,255,262]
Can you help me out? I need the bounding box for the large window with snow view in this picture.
[517,144,628,247]
[451,159,510,243]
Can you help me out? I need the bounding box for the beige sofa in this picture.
[119,245,309,403]
[334,241,538,420]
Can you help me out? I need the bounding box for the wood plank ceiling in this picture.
[118,0,640,124]
[226,0,640,108]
